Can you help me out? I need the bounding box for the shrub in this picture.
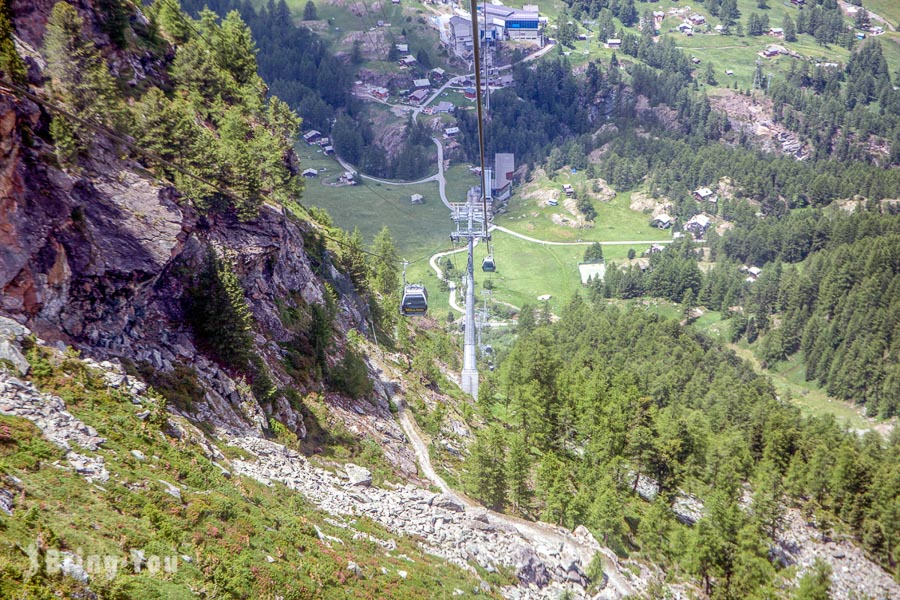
[327,349,371,399]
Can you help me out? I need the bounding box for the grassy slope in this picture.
[0,349,493,598]
[729,344,883,433]
[298,148,449,257]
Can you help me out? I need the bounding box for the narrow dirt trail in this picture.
[373,356,638,598]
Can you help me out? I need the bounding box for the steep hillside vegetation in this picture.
[0,1,483,595]
[0,335,493,598]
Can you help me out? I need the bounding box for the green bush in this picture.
[327,349,371,399]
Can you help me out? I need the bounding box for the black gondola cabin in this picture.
[401,284,428,315]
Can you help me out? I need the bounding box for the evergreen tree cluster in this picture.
[471,300,899,593]
[178,0,356,135]
[561,0,637,26]
[187,249,256,369]
[594,207,899,417]
[148,3,303,219]
[39,1,303,220]
[178,0,434,180]
[598,132,900,213]
[0,0,26,84]
[709,208,900,416]
[767,40,900,165]
[596,238,702,302]
[43,2,122,162]
[455,57,594,166]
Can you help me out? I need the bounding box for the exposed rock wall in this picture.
[0,85,371,440]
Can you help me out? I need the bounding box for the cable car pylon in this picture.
[448,0,493,399]
[450,189,489,398]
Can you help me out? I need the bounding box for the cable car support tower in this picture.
[451,189,490,398]
[449,0,494,399]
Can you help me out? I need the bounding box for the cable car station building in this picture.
[479,4,544,44]
[447,4,545,57]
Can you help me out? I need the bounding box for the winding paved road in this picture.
[335,137,451,207]
[428,244,475,313]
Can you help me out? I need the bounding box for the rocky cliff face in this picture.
[0,84,373,441]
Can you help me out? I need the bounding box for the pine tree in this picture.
[536,452,570,525]
[638,500,672,559]
[466,426,507,509]
[589,476,624,544]
[97,0,130,47]
[370,226,399,297]
[218,106,263,219]
[617,0,637,27]
[751,460,785,539]
[681,288,696,318]
[0,0,26,83]
[49,115,82,165]
[188,249,255,369]
[415,48,432,69]
[339,228,369,290]
[583,242,604,263]
[517,304,536,335]
[217,10,259,87]
[794,559,831,599]
[134,88,200,174]
[854,7,870,30]
[44,2,120,126]
[155,0,192,43]
[303,0,317,20]
[705,62,717,85]
[506,433,531,512]
[720,0,740,28]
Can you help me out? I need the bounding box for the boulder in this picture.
[0,340,29,376]
[430,493,464,512]
[0,488,14,516]
[157,479,182,501]
[347,560,363,578]
[512,547,552,588]
[344,463,372,487]
[0,317,29,341]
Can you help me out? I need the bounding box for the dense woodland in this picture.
[469,301,899,597]
[7,2,899,596]
[595,209,899,417]
[455,54,898,213]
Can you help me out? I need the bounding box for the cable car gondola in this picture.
[399,260,428,316]
[400,284,428,316]
[481,255,495,272]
